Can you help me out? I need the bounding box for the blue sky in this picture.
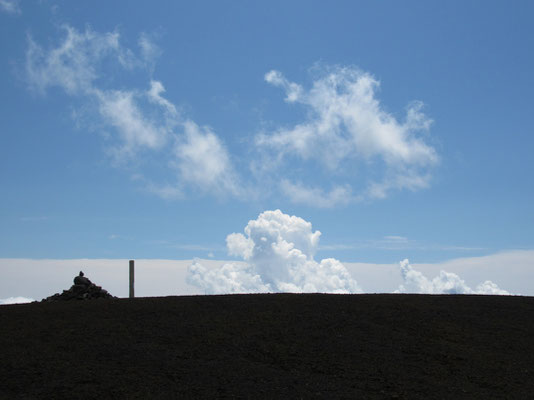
[1,0,533,265]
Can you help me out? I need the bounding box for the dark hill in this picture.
[1,294,533,399]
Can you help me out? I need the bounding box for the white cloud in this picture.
[24,25,439,207]
[0,250,529,301]
[280,180,353,208]
[0,258,208,299]
[173,244,220,252]
[187,260,270,294]
[25,25,241,199]
[187,211,516,296]
[383,235,408,243]
[187,210,361,294]
[264,70,303,102]
[138,33,161,68]
[96,89,169,156]
[0,0,20,14]
[26,27,174,160]
[26,26,126,95]
[366,169,432,199]
[259,66,438,204]
[145,182,183,200]
[0,297,34,305]
[396,259,509,295]
[147,80,177,115]
[174,120,240,196]
[226,232,254,259]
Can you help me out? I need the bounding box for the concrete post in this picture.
[129,260,135,298]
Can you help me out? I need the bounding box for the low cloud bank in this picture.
[0,297,34,305]
[396,259,508,295]
[188,210,509,295]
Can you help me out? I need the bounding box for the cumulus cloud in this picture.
[259,66,438,204]
[0,297,34,305]
[187,211,510,296]
[0,0,20,14]
[25,25,240,198]
[187,210,361,294]
[396,259,509,295]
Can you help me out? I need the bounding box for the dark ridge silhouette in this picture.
[1,294,533,398]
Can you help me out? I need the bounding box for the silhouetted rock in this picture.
[42,271,116,302]
[73,271,91,287]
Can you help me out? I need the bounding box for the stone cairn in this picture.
[42,271,116,302]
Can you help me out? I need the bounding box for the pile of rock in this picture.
[42,271,116,302]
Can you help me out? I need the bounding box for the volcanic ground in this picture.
[1,293,533,399]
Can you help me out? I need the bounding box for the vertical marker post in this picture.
[129,260,135,298]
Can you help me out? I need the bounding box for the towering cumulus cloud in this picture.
[188,211,509,295]
[187,210,361,294]
[396,259,509,294]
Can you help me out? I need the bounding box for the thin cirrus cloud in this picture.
[25,25,439,207]
[0,0,20,14]
[258,67,439,206]
[25,25,238,197]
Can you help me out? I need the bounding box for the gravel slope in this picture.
[1,293,533,399]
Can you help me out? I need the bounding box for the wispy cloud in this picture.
[138,33,161,71]
[174,121,241,196]
[172,244,223,252]
[26,25,241,199]
[26,26,128,95]
[320,236,486,252]
[144,182,184,200]
[96,87,170,158]
[0,0,20,14]
[25,25,439,208]
[280,180,353,208]
[383,235,408,243]
[258,66,438,205]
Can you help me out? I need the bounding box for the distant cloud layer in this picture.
[25,25,438,207]
[0,297,34,305]
[0,248,524,300]
[396,259,508,295]
[188,210,507,295]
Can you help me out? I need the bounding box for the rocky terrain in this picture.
[41,271,116,302]
[1,293,533,399]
